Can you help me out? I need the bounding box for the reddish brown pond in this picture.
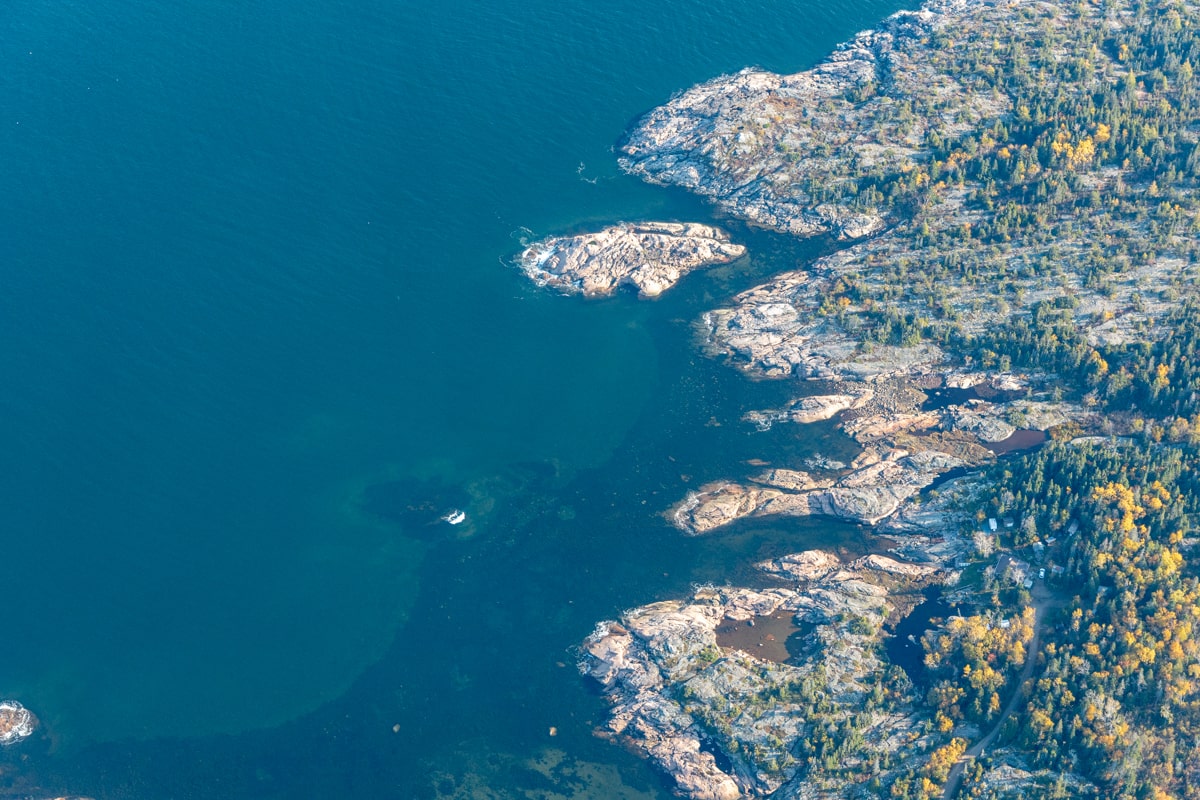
[715,610,798,663]
[990,428,1048,454]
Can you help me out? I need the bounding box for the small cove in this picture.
[885,588,960,689]
[920,385,1026,412]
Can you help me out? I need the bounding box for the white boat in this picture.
[442,509,466,525]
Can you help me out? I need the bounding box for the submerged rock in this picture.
[0,700,36,745]
[519,222,745,298]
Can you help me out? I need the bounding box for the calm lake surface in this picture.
[1,0,912,795]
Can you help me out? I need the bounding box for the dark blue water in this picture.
[885,589,956,689]
[1,0,912,795]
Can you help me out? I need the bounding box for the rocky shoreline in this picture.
[531,0,1200,793]
[669,371,1085,537]
[0,700,96,800]
[619,0,1004,242]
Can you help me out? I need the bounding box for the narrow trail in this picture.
[941,582,1061,800]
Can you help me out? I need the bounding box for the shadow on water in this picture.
[920,385,1026,412]
[885,587,962,690]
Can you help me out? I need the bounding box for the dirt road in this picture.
[941,581,1061,799]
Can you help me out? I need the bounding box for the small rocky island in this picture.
[518,222,745,298]
[0,701,36,746]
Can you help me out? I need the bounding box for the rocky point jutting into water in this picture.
[518,222,745,298]
[621,0,1194,344]
[580,552,951,800]
[614,0,1192,538]
[619,0,1006,241]
[670,372,1085,535]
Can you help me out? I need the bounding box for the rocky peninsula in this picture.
[622,0,1193,345]
[620,0,1005,242]
[518,222,745,298]
[580,552,948,799]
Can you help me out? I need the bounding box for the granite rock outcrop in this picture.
[620,0,1003,241]
[0,700,36,746]
[519,222,745,298]
[580,552,947,799]
[671,448,966,533]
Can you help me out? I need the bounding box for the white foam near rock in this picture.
[0,700,36,746]
[579,559,944,799]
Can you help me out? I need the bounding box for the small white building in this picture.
[988,518,998,532]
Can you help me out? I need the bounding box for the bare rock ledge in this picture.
[519,222,745,298]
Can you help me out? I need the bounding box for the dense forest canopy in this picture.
[866,0,1200,795]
